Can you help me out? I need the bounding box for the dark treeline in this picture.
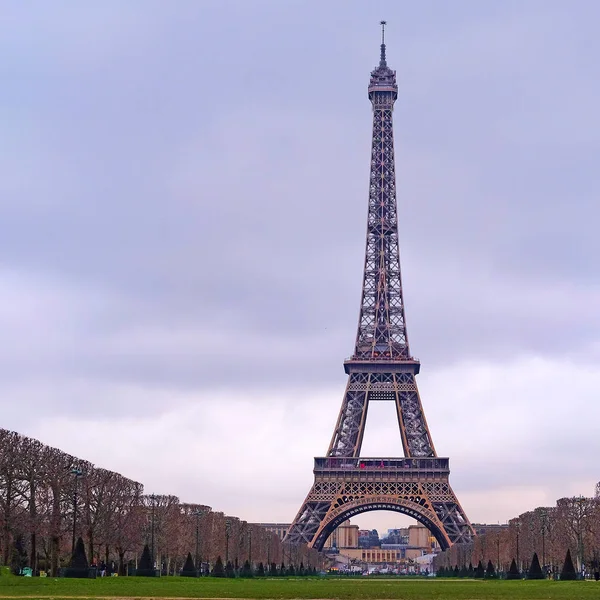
[0,429,320,575]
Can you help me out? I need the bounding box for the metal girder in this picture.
[327,371,435,458]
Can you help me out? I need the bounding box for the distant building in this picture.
[324,520,359,549]
[256,523,289,541]
[408,524,437,550]
[358,529,381,548]
[472,523,509,536]
[382,528,409,545]
[337,524,439,567]
[258,520,439,569]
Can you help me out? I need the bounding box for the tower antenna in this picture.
[379,20,387,67]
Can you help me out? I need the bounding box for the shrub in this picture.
[527,553,544,580]
[240,560,253,578]
[65,537,89,578]
[211,556,225,577]
[485,560,496,579]
[136,544,155,577]
[560,549,577,581]
[225,560,235,578]
[181,552,196,577]
[506,558,521,580]
[474,560,485,579]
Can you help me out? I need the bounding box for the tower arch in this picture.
[312,498,451,551]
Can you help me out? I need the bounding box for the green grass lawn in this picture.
[0,571,597,600]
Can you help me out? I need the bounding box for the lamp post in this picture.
[267,537,271,568]
[515,521,521,572]
[529,517,536,573]
[70,466,83,554]
[150,494,156,570]
[248,527,252,568]
[540,509,548,572]
[225,519,231,564]
[496,535,500,573]
[193,510,202,573]
[575,496,585,573]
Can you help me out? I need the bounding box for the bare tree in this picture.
[0,431,26,565]
[0,429,320,573]
[435,495,600,577]
[14,436,45,571]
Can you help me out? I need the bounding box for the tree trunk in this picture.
[2,523,9,569]
[2,479,13,565]
[51,536,60,576]
[50,482,62,576]
[29,479,37,570]
[87,529,94,566]
[30,533,36,570]
[118,550,125,576]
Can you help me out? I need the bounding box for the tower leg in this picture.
[327,375,368,458]
[285,484,336,545]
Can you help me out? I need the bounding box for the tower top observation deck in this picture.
[368,21,398,99]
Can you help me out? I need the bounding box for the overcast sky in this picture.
[2,0,599,534]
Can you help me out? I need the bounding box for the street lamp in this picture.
[248,527,252,568]
[150,494,156,570]
[480,534,486,564]
[192,510,203,574]
[575,496,585,573]
[225,519,231,564]
[540,509,548,572]
[70,466,83,554]
[496,535,500,573]
[515,521,521,572]
[528,517,536,572]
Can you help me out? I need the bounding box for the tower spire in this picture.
[379,20,387,67]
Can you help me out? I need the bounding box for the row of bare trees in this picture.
[0,429,320,575]
[434,491,600,575]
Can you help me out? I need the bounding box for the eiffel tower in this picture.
[284,23,474,551]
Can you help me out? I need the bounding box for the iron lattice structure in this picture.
[284,24,474,551]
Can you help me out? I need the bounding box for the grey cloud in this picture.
[1,1,599,427]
